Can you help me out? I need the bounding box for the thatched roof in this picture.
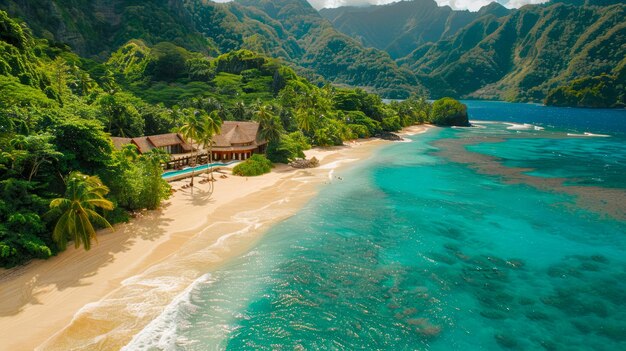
[109,122,265,155]
[109,133,192,154]
[147,134,186,148]
[213,121,266,150]
[111,137,132,150]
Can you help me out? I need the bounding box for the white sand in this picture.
[0,125,430,350]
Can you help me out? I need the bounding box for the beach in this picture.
[0,126,428,351]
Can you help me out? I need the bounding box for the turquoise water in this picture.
[162,162,235,179]
[130,102,626,350]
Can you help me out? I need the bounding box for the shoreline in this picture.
[0,125,430,350]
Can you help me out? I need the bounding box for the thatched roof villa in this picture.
[111,121,267,169]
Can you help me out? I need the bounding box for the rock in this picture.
[290,157,320,169]
[375,131,403,141]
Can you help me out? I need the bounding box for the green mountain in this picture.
[323,0,625,106]
[0,0,423,98]
[320,0,509,59]
[401,1,626,103]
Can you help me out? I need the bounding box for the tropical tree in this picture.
[48,172,114,251]
[255,105,283,142]
[101,69,117,93]
[178,108,202,192]
[295,92,328,134]
[430,97,469,126]
[232,101,249,120]
[198,110,222,184]
[295,107,316,134]
[70,67,95,96]
[48,57,70,102]
[9,133,62,182]
[98,92,144,137]
[187,57,214,81]
[139,149,171,210]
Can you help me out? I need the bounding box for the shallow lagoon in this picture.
[127,102,626,350]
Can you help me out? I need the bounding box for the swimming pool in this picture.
[162,161,238,179]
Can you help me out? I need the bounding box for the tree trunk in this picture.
[190,140,195,195]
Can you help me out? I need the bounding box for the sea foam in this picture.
[505,123,544,131]
[567,132,611,137]
[121,274,213,351]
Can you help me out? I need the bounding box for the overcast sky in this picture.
[307,0,548,12]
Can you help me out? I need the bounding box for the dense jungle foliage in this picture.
[0,0,424,99]
[0,10,442,267]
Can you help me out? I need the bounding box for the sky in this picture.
[307,0,549,12]
[211,0,550,12]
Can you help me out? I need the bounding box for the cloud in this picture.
[308,0,396,9]
[308,0,549,11]
[210,0,550,12]
[504,0,549,8]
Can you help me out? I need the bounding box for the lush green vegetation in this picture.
[48,172,114,251]
[0,10,438,267]
[232,155,273,177]
[398,1,626,105]
[0,0,424,98]
[545,70,626,108]
[323,0,625,106]
[2,0,623,105]
[0,12,172,267]
[321,0,509,59]
[430,98,470,126]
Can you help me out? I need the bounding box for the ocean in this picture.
[125,101,626,350]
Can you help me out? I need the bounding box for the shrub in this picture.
[266,131,311,163]
[232,154,273,176]
[430,97,469,126]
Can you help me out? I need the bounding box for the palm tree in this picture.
[255,105,283,142]
[295,107,316,134]
[48,172,114,250]
[198,110,222,185]
[232,101,249,120]
[178,108,202,192]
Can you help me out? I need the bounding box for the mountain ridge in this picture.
[324,0,625,105]
[320,0,510,59]
[0,0,424,98]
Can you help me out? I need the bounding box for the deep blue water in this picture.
[127,102,626,350]
[463,100,626,136]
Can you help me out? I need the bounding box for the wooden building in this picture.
[110,121,267,169]
[211,121,267,161]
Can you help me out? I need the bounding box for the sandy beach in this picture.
[0,126,428,350]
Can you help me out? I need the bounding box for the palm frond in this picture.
[86,198,114,210]
[85,209,113,230]
[52,211,71,250]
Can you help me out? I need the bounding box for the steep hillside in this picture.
[320,0,510,59]
[0,0,214,58]
[0,0,423,98]
[400,2,626,102]
[235,0,423,97]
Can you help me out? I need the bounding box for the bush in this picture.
[348,124,369,138]
[430,97,469,126]
[266,131,311,163]
[232,154,273,176]
[344,111,381,136]
[381,115,402,132]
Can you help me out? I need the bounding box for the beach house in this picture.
[210,121,267,161]
[111,121,267,169]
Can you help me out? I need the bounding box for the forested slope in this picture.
[0,0,423,98]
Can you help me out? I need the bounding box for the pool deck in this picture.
[162,163,238,182]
